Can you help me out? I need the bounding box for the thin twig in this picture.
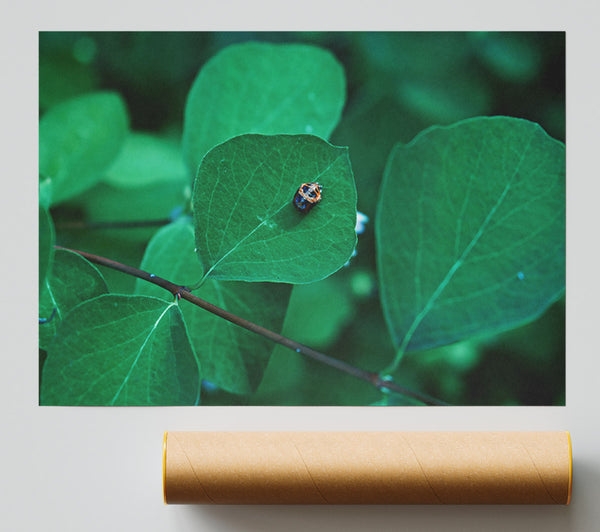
[55,218,172,230]
[54,245,449,406]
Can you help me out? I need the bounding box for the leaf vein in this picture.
[400,135,536,356]
[109,302,177,405]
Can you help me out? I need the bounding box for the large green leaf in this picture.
[376,117,565,371]
[39,249,109,350]
[135,219,292,394]
[193,134,357,283]
[183,42,346,173]
[39,91,129,205]
[41,294,200,405]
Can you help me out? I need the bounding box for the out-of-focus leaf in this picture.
[183,41,346,173]
[39,92,129,205]
[281,276,355,350]
[104,132,189,187]
[470,32,544,83]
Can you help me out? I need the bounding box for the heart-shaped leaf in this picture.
[376,117,565,371]
[193,134,357,284]
[183,42,346,173]
[41,294,200,405]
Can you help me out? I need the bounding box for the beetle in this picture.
[292,182,322,213]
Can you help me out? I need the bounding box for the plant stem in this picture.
[55,218,172,231]
[55,245,448,406]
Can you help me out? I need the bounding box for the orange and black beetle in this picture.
[292,182,322,213]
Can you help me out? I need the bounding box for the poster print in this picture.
[39,32,565,406]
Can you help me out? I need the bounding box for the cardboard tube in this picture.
[163,431,572,505]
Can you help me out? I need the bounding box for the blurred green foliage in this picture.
[39,31,565,405]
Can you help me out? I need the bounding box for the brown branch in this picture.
[54,245,449,406]
[55,218,172,231]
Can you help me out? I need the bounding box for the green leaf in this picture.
[104,132,189,187]
[376,117,565,369]
[41,294,200,405]
[39,205,55,291]
[193,134,357,283]
[39,249,109,350]
[183,42,346,173]
[39,91,129,205]
[135,219,292,394]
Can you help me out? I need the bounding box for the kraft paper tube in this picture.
[163,431,572,505]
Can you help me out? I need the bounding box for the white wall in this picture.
[3,2,599,531]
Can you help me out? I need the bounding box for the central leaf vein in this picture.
[109,302,177,405]
[398,180,513,359]
[392,134,535,364]
[202,201,289,281]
